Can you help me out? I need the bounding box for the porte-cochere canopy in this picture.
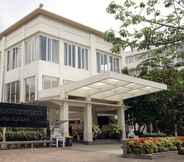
[63,72,167,101]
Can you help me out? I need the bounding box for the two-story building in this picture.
[0,8,167,143]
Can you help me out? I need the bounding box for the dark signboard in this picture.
[0,103,48,128]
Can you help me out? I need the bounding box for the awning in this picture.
[64,72,167,101]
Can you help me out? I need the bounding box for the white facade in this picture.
[0,8,167,143]
[123,46,184,75]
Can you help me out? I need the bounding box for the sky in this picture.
[0,0,119,33]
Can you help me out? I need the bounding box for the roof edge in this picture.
[0,8,104,39]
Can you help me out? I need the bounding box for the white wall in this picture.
[1,14,122,101]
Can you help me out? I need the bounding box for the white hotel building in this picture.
[0,8,167,143]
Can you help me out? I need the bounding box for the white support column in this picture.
[90,34,97,75]
[59,39,64,86]
[117,102,126,141]
[20,41,25,102]
[0,37,6,102]
[83,99,93,143]
[60,102,69,137]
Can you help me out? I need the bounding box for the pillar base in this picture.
[1,144,7,150]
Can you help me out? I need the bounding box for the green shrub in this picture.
[140,132,167,137]
[92,125,102,139]
[101,124,122,139]
[2,128,47,141]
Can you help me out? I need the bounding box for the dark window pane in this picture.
[109,56,113,71]
[16,82,20,103]
[85,49,88,70]
[72,45,76,67]
[48,38,52,61]
[64,43,68,65]
[78,47,81,68]
[68,45,72,66]
[104,55,107,71]
[7,51,10,71]
[6,83,10,102]
[82,48,85,69]
[40,36,47,61]
[96,53,100,72]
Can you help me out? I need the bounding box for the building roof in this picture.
[0,8,104,39]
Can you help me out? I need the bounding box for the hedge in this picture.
[0,128,48,141]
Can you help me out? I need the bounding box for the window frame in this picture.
[42,75,60,90]
[64,41,89,70]
[96,50,121,73]
[5,80,20,103]
[24,76,36,103]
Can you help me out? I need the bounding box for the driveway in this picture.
[0,144,183,162]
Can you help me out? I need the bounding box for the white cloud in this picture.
[0,0,119,32]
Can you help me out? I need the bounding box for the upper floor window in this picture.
[42,75,59,89]
[64,42,88,70]
[5,80,20,103]
[25,36,39,64]
[40,36,59,63]
[25,35,59,65]
[96,51,120,73]
[7,46,21,71]
[25,76,35,102]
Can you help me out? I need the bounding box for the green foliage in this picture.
[0,128,47,141]
[140,132,167,137]
[106,0,184,136]
[101,124,122,139]
[125,67,184,135]
[106,0,184,51]
[92,125,102,139]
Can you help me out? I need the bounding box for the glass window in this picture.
[96,51,120,73]
[68,45,72,66]
[85,49,88,70]
[97,52,100,72]
[5,81,20,103]
[39,36,59,63]
[25,76,35,102]
[42,75,59,89]
[25,36,39,64]
[64,42,88,70]
[72,45,76,67]
[40,36,47,61]
[48,38,52,61]
[64,43,68,65]
[78,47,81,68]
[7,46,20,71]
[81,48,85,69]
[7,51,10,71]
[52,39,59,63]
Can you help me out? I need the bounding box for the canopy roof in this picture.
[64,73,167,101]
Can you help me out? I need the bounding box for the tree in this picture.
[125,67,184,135]
[105,0,184,135]
[105,0,184,52]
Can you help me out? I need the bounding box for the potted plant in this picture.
[92,125,102,140]
[65,136,73,146]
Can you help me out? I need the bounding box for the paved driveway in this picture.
[0,144,183,162]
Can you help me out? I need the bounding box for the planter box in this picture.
[65,138,73,146]
[122,151,177,160]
